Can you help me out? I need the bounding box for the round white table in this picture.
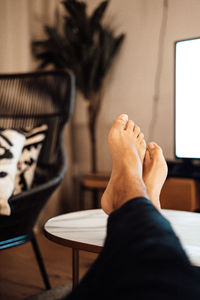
[44,209,200,288]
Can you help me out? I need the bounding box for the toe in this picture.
[126,120,134,132]
[148,142,161,151]
[140,138,147,149]
[147,142,163,159]
[139,138,147,161]
[144,148,151,164]
[113,114,128,130]
[138,132,144,143]
[146,142,168,178]
[133,125,140,137]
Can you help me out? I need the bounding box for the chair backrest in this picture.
[0,69,75,165]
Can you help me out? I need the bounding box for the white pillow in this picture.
[13,124,48,196]
[0,130,25,215]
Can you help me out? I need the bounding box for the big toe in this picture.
[147,142,168,175]
[113,114,128,130]
[147,142,162,159]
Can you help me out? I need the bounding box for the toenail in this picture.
[148,143,155,149]
[120,114,128,121]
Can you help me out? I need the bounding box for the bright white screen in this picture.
[175,38,200,159]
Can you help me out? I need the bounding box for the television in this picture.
[175,37,200,163]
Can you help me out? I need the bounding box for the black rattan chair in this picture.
[0,69,75,289]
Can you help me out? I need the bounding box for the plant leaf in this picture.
[32,0,125,98]
[90,1,109,33]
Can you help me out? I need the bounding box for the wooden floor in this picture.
[0,233,98,300]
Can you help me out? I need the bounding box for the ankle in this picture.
[113,178,149,211]
[146,188,161,210]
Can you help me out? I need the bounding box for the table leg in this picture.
[92,189,99,208]
[72,248,79,289]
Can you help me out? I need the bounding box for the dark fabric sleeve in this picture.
[66,197,200,300]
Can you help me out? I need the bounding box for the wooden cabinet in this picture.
[79,172,200,212]
[160,178,200,212]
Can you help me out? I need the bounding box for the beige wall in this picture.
[0,0,57,72]
[72,0,200,177]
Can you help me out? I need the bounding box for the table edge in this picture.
[44,229,102,254]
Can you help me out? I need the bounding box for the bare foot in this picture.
[143,142,168,210]
[101,114,148,215]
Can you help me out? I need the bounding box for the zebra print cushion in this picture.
[0,130,25,215]
[13,124,48,196]
[0,124,47,216]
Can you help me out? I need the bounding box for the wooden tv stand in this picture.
[160,161,200,212]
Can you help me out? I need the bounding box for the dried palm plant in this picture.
[32,0,125,173]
